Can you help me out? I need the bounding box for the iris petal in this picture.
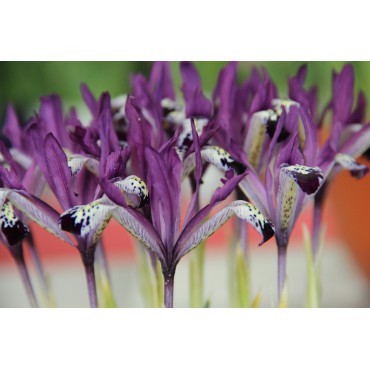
[0,201,29,246]
[335,153,369,179]
[59,200,115,247]
[181,146,246,180]
[114,175,149,208]
[178,200,275,259]
[277,164,323,241]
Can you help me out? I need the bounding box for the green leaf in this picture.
[278,279,289,308]
[156,257,164,308]
[302,223,324,308]
[251,290,262,308]
[137,245,159,308]
[236,244,250,308]
[96,265,118,308]
[189,240,206,308]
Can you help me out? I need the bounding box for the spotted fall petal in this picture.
[4,190,73,245]
[59,200,115,248]
[0,201,30,246]
[177,200,275,260]
[243,110,272,169]
[181,146,246,180]
[335,153,369,179]
[65,152,99,177]
[276,164,323,243]
[114,175,149,208]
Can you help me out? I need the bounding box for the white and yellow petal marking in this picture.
[272,99,300,116]
[178,200,275,259]
[335,153,369,179]
[65,152,99,177]
[177,118,208,152]
[111,94,127,122]
[59,200,115,246]
[114,175,149,208]
[244,110,274,168]
[0,201,29,246]
[277,164,323,233]
[181,146,246,180]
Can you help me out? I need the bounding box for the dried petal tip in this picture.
[0,202,29,246]
[281,164,324,195]
[335,153,369,179]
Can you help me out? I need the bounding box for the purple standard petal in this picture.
[0,139,22,176]
[44,133,75,210]
[80,83,98,117]
[332,64,354,125]
[130,75,163,147]
[145,145,182,251]
[103,146,131,180]
[300,107,319,167]
[180,62,213,119]
[39,95,70,147]
[149,62,176,104]
[213,62,238,140]
[3,105,22,149]
[183,119,203,224]
[288,64,318,118]
[98,108,120,176]
[126,96,153,180]
[68,125,101,157]
[348,91,367,124]
[248,72,277,115]
[0,164,24,190]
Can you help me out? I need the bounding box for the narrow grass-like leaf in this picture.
[189,240,206,308]
[236,244,250,308]
[303,224,319,308]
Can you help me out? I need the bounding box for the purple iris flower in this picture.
[311,64,370,258]
[0,140,72,307]
[57,78,273,309]
[212,63,329,301]
[24,92,146,307]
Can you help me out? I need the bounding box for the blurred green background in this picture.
[1,62,369,123]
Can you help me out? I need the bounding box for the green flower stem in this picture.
[95,241,117,308]
[190,241,205,308]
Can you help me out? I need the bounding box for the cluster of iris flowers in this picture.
[1,62,369,308]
